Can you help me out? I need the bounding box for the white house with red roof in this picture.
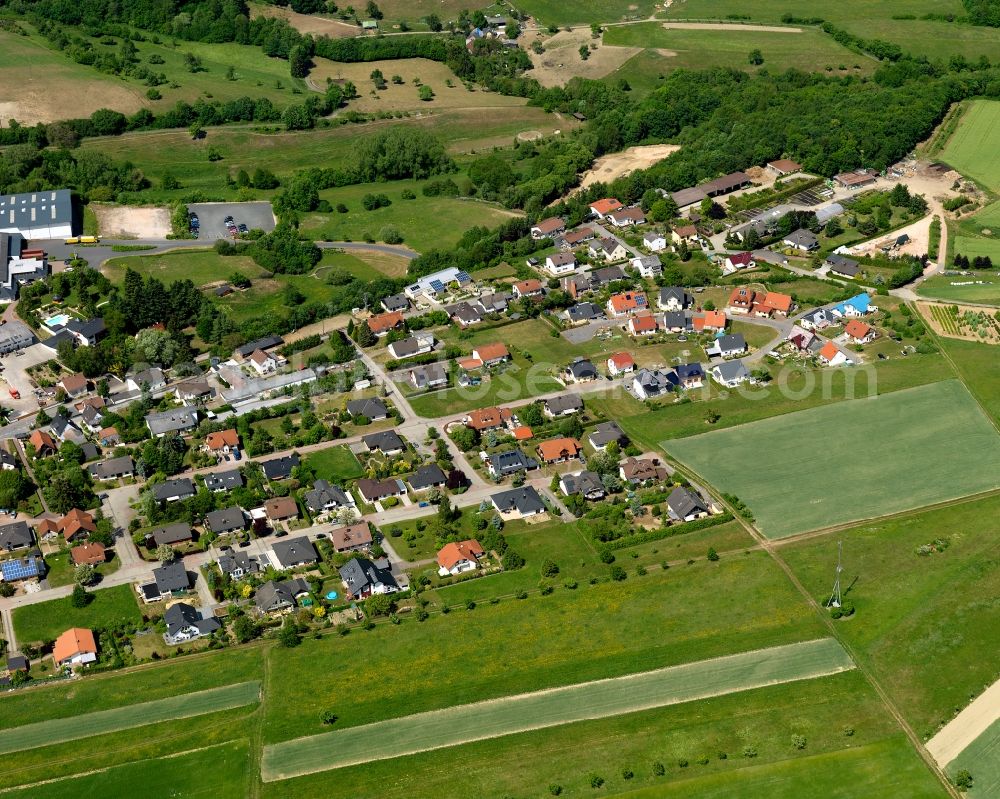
[606,352,635,376]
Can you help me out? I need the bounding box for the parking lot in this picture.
[0,342,59,417]
[187,201,276,241]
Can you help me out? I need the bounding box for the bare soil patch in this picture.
[662,22,802,33]
[249,2,358,38]
[849,213,932,259]
[91,205,170,239]
[0,65,145,126]
[529,29,641,87]
[927,677,1000,766]
[578,144,681,190]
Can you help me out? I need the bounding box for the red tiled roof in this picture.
[367,311,404,334]
[437,539,485,571]
[590,198,623,215]
[537,437,581,462]
[205,429,240,450]
[53,627,97,665]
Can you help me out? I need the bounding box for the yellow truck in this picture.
[63,235,99,245]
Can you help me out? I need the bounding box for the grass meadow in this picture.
[947,718,1000,799]
[103,250,269,286]
[917,273,1000,305]
[302,444,363,483]
[665,380,1000,538]
[780,492,1000,737]
[938,100,1000,190]
[12,584,143,644]
[0,682,260,755]
[938,337,1000,424]
[519,0,657,24]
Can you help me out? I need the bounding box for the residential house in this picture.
[787,325,816,351]
[818,341,853,367]
[148,523,194,548]
[620,457,668,485]
[254,578,310,613]
[723,252,754,274]
[65,318,106,347]
[437,539,485,576]
[152,478,195,503]
[845,319,876,344]
[826,253,860,278]
[710,360,753,387]
[381,293,409,313]
[71,541,106,566]
[674,362,705,389]
[783,229,819,252]
[661,311,687,333]
[590,237,628,262]
[537,437,581,464]
[0,521,32,552]
[0,450,16,471]
[86,455,134,482]
[448,301,484,328]
[53,628,98,667]
[29,429,57,456]
[346,397,388,421]
[78,404,104,433]
[465,406,512,432]
[248,349,280,375]
[512,279,544,299]
[485,449,538,479]
[607,207,646,228]
[145,407,199,438]
[260,453,300,480]
[217,547,261,581]
[388,334,435,360]
[471,343,510,367]
[566,358,598,382]
[755,291,794,317]
[632,254,662,278]
[831,293,876,319]
[363,430,406,455]
[706,333,747,358]
[367,311,405,337]
[531,217,566,239]
[643,231,667,252]
[559,470,606,500]
[658,287,692,312]
[588,421,627,451]
[304,480,354,515]
[55,509,96,543]
[727,287,757,315]
[607,291,648,318]
[543,394,583,417]
[265,497,299,525]
[205,468,243,493]
[667,486,709,522]
[408,463,447,492]
[138,560,190,603]
[628,314,658,337]
[589,265,626,287]
[58,373,88,398]
[632,368,674,400]
[357,477,407,504]
[566,302,604,325]
[98,426,121,447]
[204,506,247,536]
[0,555,44,582]
[799,308,835,330]
[205,429,240,457]
[545,252,577,276]
[491,485,546,518]
[235,336,284,359]
[339,557,399,599]
[164,602,221,644]
[48,414,81,444]
[330,522,372,553]
[671,225,699,246]
[589,198,623,219]
[409,362,448,390]
[606,352,635,376]
[478,291,511,313]
[560,227,595,249]
[126,367,166,392]
[265,535,317,571]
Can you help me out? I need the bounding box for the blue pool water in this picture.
[325,591,339,601]
[45,313,71,328]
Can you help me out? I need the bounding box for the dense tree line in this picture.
[964,0,1000,26]
[0,143,146,200]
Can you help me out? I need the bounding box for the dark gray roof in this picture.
[205,506,246,534]
[492,486,545,515]
[40,329,75,351]
[153,560,190,593]
[236,336,284,358]
[87,455,134,481]
[672,186,708,207]
[217,547,260,578]
[488,449,538,476]
[560,470,605,497]
[662,311,686,329]
[150,523,193,546]
[164,602,220,637]
[0,520,33,551]
[567,302,603,322]
[568,359,597,380]
[66,317,106,341]
[826,253,859,275]
[304,479,352,512]
[667,486,708,519]
[357,477,406,502]
[634,368,675,396]
[410,363,448,387]
[389,337,426,358]
[145,407,199,436]
[254,577,310,612]
[447,301,483,325]
[714,333,746,353]
[260,453,299,480]
[339,557,398,596]
[363,430,405,453]
[675,363,705,381]
[346,397,387,419]
[128,367,165,388]
[408,463,447,490]
[0,189,72,233]
[590,266,625,285]
[270,536,317,569]
[659,287,691,307]
[152,478,195,502]
[588,421,627,449]
[545,394,584,415]
[712,360,749,382]
[784,228,819,249]
[381,293,409,312]
[204,468,243,492]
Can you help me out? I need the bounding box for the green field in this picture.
[938,337,1000,424]
[603,24,870,75]
[13,584,143,644]
[917,273,1000,304]
[302,444,363,483]
[665,380,1000,538]
[948,718,1000,799]
[103,249,269,286]
[938,100,1000,190]
[780,492,1000,736]
[263,638,853,780]
[0,682,259,755]
[519,0,656,24]
[7,740,251,799]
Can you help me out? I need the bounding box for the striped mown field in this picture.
[0,681,260,755]
[262,638,853,782]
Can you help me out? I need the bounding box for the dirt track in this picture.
[662,22,803,33]
[927,678,1000,766]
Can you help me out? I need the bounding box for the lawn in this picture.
[779,492,1000,737]
[13,583,143,644]
[0,682,260,755]
[317,248,410,279]
[261,672,944,799]
[4,740,251,799]
[103,250,268,287]
[948,718,1000,799]
[938,100,1000,190]
[665,380,1000,538]
[949,235,1000,267]
[917,273,1000,305]
[302,444,363,483]
[938,337,1000,424]
[262,638,853,780]
[300,178,520,253]
[603,24,870,75]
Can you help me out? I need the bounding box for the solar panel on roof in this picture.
[429,280,445,292]
[1,557,39,580]
[455,271,471,283]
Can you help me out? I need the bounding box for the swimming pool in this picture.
[45,313,71,328]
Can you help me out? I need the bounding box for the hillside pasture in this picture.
[262,638,853,780]
[938,100,1000,191]
[665,380,1000,538]
[103,250,268,287]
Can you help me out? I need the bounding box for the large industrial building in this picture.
[0,232,48,300]
[0,189,73,240]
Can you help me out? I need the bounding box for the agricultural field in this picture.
[519,0,657,25]
[302,444,364,483]
[917,274,1000,305]
[937,337,1000,424]
[937,100,1000,190]
[947,718,1000,799]
[665,380,1000,538]
[603,23,871,75]
[780,492,1000,738]
[262,672,944,799]
[262,638,854,780]
[1,682,260,755]
[13,584,143,644]
[918,302,1000,342]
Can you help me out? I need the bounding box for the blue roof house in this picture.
[831,292,876,319]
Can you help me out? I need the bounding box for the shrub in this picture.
[609,565,626,581]
[621,767,633,780]
[791,734,806,750]
[652,761,665,776]
[588,774,604,788]
[548,785,562,796]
